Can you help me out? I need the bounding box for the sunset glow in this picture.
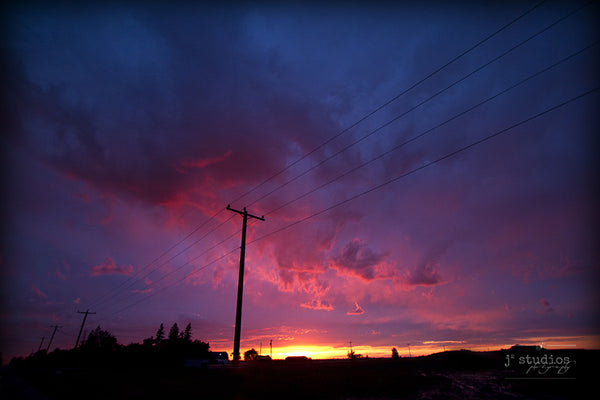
[1,1,598,365]
[209,334,600,361]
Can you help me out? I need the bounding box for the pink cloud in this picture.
[31,285,47,299]
[405,262,441,286]
[178,150,233,170]
[90,256,134,277]
[347,301,365,315]
[73,297,81,304]
[300,299,333,311]
[331,239,387,281]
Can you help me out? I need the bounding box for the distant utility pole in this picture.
[227,205,264,362]
[270,340,273,359]
[75,310,96,348]
[46,325,62,352]
[407,343,412,358]
[38,337,45,352]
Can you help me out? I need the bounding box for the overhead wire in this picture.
[103,226,243,313]
[78,0,551,315]
[84,207,229,310]
[110,246,241,316]
[87,214,236,311]
[244,0,593,211]
[76,0,594,327]
[101,44,599,316]
[261,40,599,217]
[228,0,549,208]
[248,87,599,247]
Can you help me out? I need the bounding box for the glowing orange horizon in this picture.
[209,334,600,360]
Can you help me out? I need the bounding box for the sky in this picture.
[1,1,599,362]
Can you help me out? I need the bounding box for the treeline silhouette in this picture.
[10,322,210,370]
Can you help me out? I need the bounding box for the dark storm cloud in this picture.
[4,4,340,207]
[406,262,441,286]
[332,239,386,281]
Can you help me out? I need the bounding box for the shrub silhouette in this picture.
[244,348,258,361]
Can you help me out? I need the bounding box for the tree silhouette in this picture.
[155,323,165,344]
[10,321,211,371]
[244,348,258,361]
[391,347,399,359]
[168,323,180,342]
[81,326,117,353]
[182,322,192,342]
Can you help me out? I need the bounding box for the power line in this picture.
[110,246,241,316]
[98,218,264,318]
[89,222,252,320]
[248,87,599,247]
[99,85,598,319]
[92,26,595,322]
[102,226,242,313]
[77,0,589,331]
[84,207,228,310]
[87,214,235,311]
[228,0,550,208]
[262,40,599,217]
[245,0,592,212]
[80,0,553,318]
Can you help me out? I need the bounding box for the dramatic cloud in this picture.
[405,262,441,286]
[90,257,134,277]
[332,239,387,281]
[2,1,598,362]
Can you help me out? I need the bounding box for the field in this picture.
[2,349,594,399]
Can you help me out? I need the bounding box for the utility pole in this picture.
[270,339,273,359]
[227,205,264,362]
[75,310,96,349]
[38,337,45,352]
[407,343,412,358]
[46,325,61,352]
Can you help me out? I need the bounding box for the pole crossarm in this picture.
[226,204,265,221]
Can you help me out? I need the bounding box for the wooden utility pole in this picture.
[75,310,96,348]
[46,325,61,352]
[227,205,264,362]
